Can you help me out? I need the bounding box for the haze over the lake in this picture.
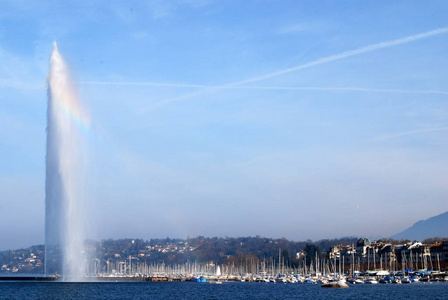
[1,0,448,250]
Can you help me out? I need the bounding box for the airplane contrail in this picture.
[81,81,448,95]
[141,27,448,112]
[230,86,448,95]
[372,127,448,142]
[230,27,448,86]
[81,81,207,88]
[82,27,448,112]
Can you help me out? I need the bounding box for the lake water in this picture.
[0,281,446,299]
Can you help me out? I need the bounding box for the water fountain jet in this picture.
[45,42,89,280]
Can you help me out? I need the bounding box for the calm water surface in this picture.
[0,281,446,299]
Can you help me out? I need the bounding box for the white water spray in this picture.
[45,42,88,280]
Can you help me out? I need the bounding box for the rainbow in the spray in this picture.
[45,42,89,280]
[48,42,91,134]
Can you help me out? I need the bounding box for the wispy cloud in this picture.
[0,46,45,91]
[0,79,43,90]
[277,23,309,35]
[145,0,174,20]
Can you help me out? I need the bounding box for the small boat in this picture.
[401,277,411,284]
[379,275,393,284]
[346,277,356,284]
[347,277,364,284]
[365,277,378,284]
[392,278,401,284]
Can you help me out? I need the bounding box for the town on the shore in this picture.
[1,236,447,283]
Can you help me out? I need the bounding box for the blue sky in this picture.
[1,0,448,250]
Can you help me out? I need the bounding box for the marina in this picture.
[94,270,448,285]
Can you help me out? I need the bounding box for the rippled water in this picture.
[0,281,446,299]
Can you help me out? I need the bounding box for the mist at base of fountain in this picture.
[45,42,89,281]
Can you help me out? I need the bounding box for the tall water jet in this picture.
[45,42,89,280]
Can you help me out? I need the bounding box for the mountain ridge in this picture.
[391,211,448,240]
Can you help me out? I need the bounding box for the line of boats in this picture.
[188,270,448,285]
